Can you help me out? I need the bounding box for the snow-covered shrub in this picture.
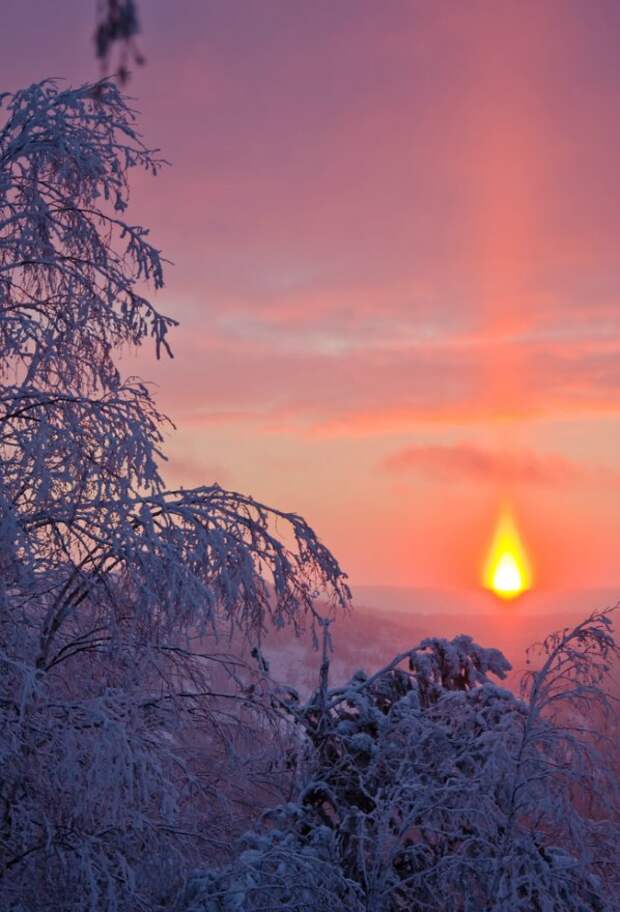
[189,611,620,911]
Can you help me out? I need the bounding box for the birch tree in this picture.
[0,79,348,911]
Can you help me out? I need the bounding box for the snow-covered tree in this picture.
[188,610,620,911]
[0,79,349,911]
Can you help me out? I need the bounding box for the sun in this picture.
[482,508,532,599]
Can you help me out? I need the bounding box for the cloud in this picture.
[83,0,620,452]
[143,329,620,440]
[381,443,596,487]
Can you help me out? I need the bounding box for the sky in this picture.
[2,0,620,597]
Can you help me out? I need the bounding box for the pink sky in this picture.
[2,1,620,593]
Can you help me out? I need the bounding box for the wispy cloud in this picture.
[381,442,620,489]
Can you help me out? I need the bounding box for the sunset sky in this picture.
[3,0,620,594]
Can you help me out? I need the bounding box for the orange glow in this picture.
[483,508,532,599]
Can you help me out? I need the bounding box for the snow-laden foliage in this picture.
[189,611,620,911]
[0,79,348,910]
[95,0,144,84]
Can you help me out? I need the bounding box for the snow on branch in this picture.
[0,79,173,396]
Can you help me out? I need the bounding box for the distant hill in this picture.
[352,585,620,617]
[263,586,620,694]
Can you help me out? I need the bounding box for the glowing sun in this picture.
[483,508,532,599]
